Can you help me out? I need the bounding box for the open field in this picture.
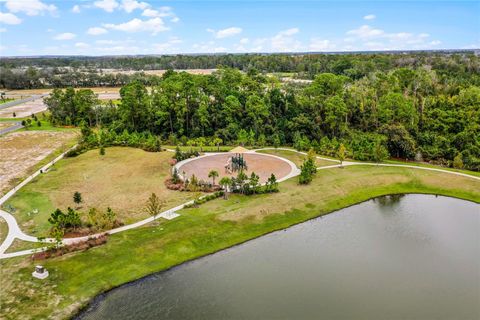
[0,98,47,118]
[3,147,196,237]
[0,98,15,104]
[0,217,7,248]
[1,164,479,320]
[178,153,293,183]
[0,130,78,196]
[0,121,18,131]
[258,149,338,167]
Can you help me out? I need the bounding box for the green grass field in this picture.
[1,164,479,320]
[3,147,196,237]
[0,217,7,247]
[257,149,338,167]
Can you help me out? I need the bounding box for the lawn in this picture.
[257,149,338,167]
[0,98,15,104]
[0,217,7,247]
[3,147,196,237]
[1,164,479,320]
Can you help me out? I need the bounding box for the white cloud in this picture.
[142,6,179,22]
[152,37,182,53]
[53,32,76,40]
[270,28,301,52]
[347,25,384,39]
[121,0,149,13]
[208,27,242,39]
[103,17,168,34]
[240,38,249,44]
[72,5,81,13]
[87,27,108,35]
[4,0,57,16]
[75,42,90,48]
[0,12,22,25]
[363,14,376,20]
[94,0,119,12]
[344,25,442,51]
[0,27,6,32]
[309,38,336,51]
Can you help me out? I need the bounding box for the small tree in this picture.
[257,134,267,147]
[37,120,41,127]
[266,173,278,192]
[453,154,464,169]
[145,193,165,219]
[172,167,181,184]
[73,191,82,206]
[99,146,105,156]
[50,226,64,249]
[208,170,219,186]
[249,172,260,194]
[337,143,346,167]
[272,134,281,149]
[213,137,223,151]
[373,140,389,164]
[13,112,16,118]
[219,177,231,199]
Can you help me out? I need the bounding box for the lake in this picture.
[77,194,480,320]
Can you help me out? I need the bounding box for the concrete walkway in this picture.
[0,94,48,111]
[1,147,478,259]
[0,122,23,135]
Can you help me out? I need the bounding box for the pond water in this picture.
[77,195,480,320]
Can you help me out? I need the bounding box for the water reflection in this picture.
[78,195,480,320]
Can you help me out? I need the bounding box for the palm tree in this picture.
[208,170,219,186]
[219,177,231,199]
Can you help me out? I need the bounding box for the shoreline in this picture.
[73,192,479,319]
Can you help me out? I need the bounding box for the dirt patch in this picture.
[0,99,47,118]
[178,153,292,183]
[0,122,18,130]
[0,130,78,195]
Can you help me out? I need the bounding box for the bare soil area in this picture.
[0,130,78,195]
[178,153,292,183]
[0,99,47,118]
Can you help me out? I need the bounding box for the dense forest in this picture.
[43,61,480,171]
[1,51,479,89]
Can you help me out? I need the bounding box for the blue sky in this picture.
[0,0,478,56]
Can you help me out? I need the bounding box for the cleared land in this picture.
[3,147,196,237]
[0,99,47,118]
[178,153,292,183]
[258,149,338,167]
[0,122,18,131]
[1,164,479,320]
[0,130,78,196]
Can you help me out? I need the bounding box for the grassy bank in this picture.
[1,165,479,319]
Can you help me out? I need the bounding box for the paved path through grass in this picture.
[1,147,479,260]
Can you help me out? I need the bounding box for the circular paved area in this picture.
[177,153,293,183]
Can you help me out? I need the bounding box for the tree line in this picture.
[44,66,480,171]
[1,51,479,89]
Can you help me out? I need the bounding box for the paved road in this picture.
[0,94,48,111]
[0,147,478,259]
[0,122,23,135]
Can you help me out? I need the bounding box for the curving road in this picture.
[0,147,478,259]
